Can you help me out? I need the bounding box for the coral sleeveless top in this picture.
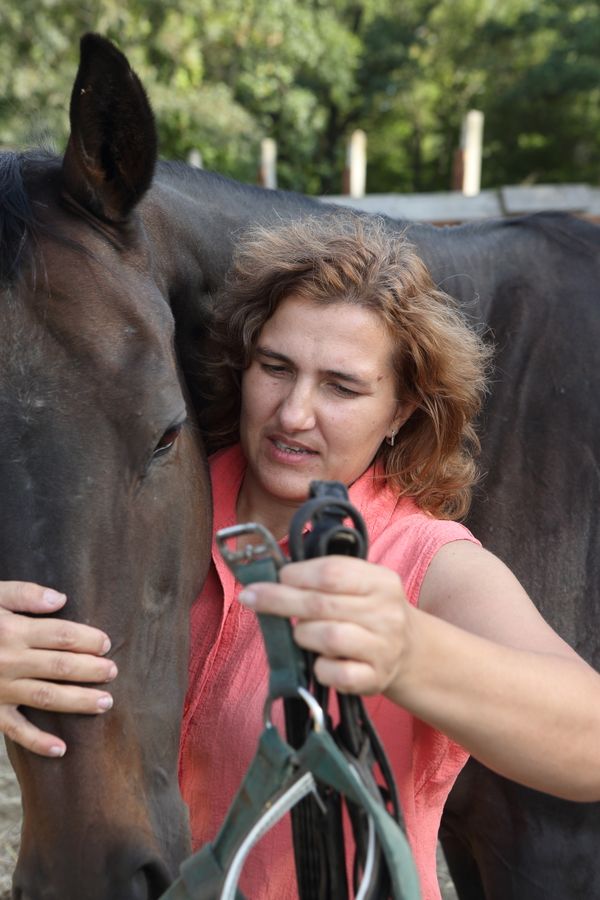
[179,445,478,899]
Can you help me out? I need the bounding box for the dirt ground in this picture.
[0,740,458,899]
[0,742,20,900]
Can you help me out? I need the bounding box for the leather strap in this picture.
[162,487,422,899]
[160,725,420,900]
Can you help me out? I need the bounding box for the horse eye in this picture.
[153,424,183,458]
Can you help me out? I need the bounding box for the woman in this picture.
[1,215,600,899]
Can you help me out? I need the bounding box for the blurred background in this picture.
[1,0,599,201]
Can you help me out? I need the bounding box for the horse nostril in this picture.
[130,861,172,900]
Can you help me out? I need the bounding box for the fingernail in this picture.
[238,589,257,607]
[105,664,117,681]
[101,638,111,655]
[97,695,113,711]
[43,590,66,608]
[49,745,66,757]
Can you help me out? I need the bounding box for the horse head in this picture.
[1,35,211,899]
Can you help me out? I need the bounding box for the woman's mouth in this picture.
[270,438,317,457]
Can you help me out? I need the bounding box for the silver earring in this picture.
[386,429,396,447]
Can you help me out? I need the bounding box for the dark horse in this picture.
[0,36,215,900]
[2,33,600,900]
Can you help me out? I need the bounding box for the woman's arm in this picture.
[239,546,600,802]
[0,582,117,756]
[406,540,600,800]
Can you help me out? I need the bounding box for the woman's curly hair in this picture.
[200,213,492,520]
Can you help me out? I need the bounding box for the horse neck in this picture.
[146,164,321,295]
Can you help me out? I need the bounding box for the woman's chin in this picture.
[263,469,320,505]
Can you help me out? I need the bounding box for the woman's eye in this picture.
[153,424,183,458]
[331,383,360,398]
[261,363,288,376]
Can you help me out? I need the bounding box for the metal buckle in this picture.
[216,522,287,572]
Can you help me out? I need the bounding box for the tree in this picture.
[1,0,598,193]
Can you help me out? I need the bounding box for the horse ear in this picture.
[61,33,157,223]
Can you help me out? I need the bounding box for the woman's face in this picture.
[239,294,411,514]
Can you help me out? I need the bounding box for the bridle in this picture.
[161,482,421,900]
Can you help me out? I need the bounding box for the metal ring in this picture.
[263,688,326,733]
[296,687,325,733]
[263,697,275,729]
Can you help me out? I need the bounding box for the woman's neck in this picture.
[236,474,303,541]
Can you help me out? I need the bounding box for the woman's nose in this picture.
[278,381,316,431]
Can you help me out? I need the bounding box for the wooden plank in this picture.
[321,190,502,223]
[587,187,600,217]
[501,184,592,214]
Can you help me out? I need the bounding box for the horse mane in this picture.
[157,159,321,211]
[505,210,600,258]
[0,151,39,288]
[0,149,102,291]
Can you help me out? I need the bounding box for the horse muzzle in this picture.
[12,852,173,900]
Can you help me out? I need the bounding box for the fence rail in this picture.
[321,183,600,225]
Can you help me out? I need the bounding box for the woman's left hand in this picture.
[238,556,413,696]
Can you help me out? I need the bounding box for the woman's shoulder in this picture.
[351,469,479,606]
[370,496,478,563]
[350,465,478,546]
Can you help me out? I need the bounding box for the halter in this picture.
[161,482,421,900]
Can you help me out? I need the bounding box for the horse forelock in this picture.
[0,151,38,288]
[0,152,75,409]
[0,150,97,292]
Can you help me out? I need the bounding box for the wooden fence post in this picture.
[258,138,277,189]
[461,110,484,197]
[343,129,367,198]
[187,149,203,169]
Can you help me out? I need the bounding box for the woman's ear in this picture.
[393,400,418,432]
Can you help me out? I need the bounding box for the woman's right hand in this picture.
[0,582,117,758]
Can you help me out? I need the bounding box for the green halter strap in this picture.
[216,522,308,699]
[160,521,421,900]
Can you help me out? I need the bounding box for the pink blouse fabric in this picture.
[179,444,479,899]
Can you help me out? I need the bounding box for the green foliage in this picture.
[1,0,598,192]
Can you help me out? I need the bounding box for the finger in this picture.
[10,680,114,715]
[0,593,112,657]
[0,705,67,758]
[280,557,376,595]
[293,619,379,662]
[24,618,111,657]
[6,650,117,684]
[313,656,378,695]
[0,581,66,614]
[239,581,368,622]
